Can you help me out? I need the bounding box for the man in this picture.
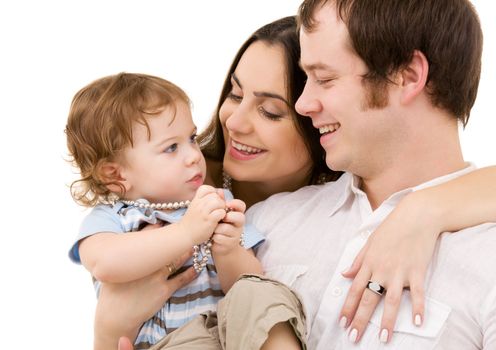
[248,0,495,348]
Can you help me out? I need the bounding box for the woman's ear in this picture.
[399,50,429,105]
[98,161,131,194]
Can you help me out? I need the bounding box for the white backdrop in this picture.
[0,1,493,348]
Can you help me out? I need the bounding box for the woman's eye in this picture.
[258,107,282,121]
[190,133,198,143]
[164,143,178,153]
[227,92,243,102]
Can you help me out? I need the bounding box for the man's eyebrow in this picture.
[299,61,334,72]
[253,92,289,106]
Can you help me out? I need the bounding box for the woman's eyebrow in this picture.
[233,72,289,106]
[253,91,289,106]
[231,73,242,88]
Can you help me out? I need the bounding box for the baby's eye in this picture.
[164,143,178,153]
[190,133,198,143]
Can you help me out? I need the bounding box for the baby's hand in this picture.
[180,185,226,245]
[211,199,246,256]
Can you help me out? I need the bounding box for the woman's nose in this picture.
[224,101,253,135]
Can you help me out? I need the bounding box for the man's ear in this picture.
[98,161,131,194]
[399,50,429,105]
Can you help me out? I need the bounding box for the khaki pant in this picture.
[149,274,307,350]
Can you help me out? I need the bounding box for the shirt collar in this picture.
[327,173,355,217]
[327,162,476,216]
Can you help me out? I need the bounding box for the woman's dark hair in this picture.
[198,16,341,185]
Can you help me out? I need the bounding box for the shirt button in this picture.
[331,287,342,297]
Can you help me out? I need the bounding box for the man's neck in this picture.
[360,114,466,210]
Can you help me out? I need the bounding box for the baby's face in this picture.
[120,101,206,204]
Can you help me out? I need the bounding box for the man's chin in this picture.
[325,156,346,172]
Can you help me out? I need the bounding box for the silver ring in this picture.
[366,280,386,296]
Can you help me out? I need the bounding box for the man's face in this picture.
[296,3,399,177]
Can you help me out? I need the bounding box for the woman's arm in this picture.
[339,165,496,342]
[417,165,496,232]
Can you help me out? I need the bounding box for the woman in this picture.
[98,16,496,349]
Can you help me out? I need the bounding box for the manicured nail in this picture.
[341,267,351,275]
[348,328,358,343]
[415,314,422,326]
[339,316,347,328]
[380,329,389,343]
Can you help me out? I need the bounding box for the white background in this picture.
[0,1,493,348]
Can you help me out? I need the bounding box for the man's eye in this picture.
[315,78,334,86]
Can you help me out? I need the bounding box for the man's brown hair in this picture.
[298,0,483,125]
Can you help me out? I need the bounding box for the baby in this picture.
[66,73,264,349]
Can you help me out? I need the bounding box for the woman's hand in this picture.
[94,241,197,350]
[339,192,440,343]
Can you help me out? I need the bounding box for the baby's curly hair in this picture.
[65,72,190,207]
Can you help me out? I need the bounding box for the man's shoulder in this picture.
[447,222,496,243]
[441,222,496,271]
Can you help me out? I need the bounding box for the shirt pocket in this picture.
[360,291,451,349]
[263,264,308,287]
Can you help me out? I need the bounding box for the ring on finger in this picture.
[166,262,177,275]
[366,280,386,296]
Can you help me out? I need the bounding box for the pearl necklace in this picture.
[222,171,232,191]
[120,198,209,273]
[121,199,190,210]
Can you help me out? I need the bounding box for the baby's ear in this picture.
[98,161,130,194]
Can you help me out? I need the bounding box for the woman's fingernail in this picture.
[341,267,351,275]
[339,316,347,328]
[415,314,422,326]
[380,329,389,343]
[348,328,358,343]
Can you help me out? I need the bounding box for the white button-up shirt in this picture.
[248,164,496,349]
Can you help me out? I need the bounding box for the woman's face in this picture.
[219,41,312,186]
